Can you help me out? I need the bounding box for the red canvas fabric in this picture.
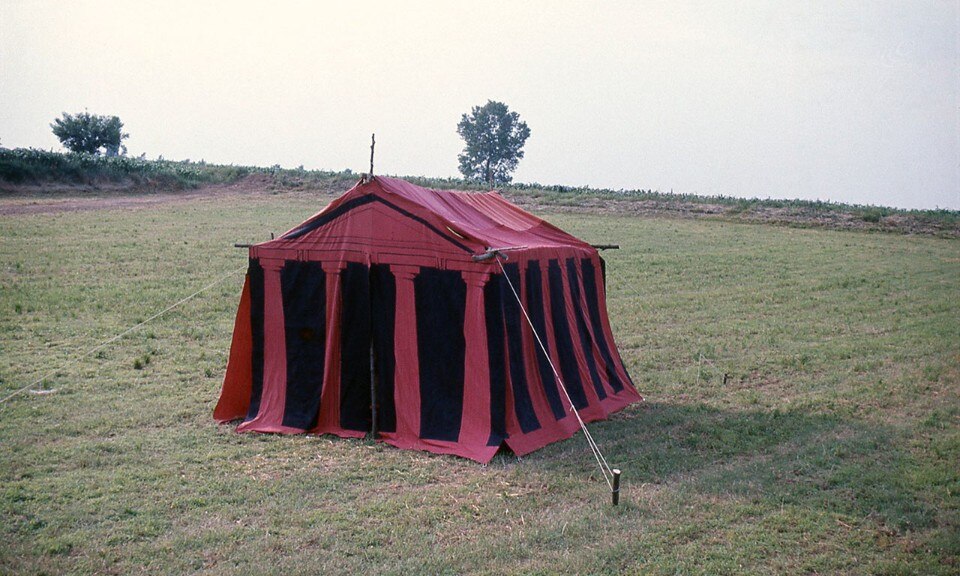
[215,176,642,463]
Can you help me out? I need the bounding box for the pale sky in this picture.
[1,1,957,209]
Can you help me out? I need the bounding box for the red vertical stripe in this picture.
[238,259,299,433]
[391,265,421,447]
[573,258,621,399]
[517,257,567,428]
[459,271,492,450]
[311,260,347,434]
[538,254,570,418]
[558,256,605,420]
[590,258,636,393]
[573,258,616,398]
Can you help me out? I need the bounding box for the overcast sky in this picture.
[1,1,957,209]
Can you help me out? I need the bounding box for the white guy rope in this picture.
[495,257,616,489]
[0,265,247,407]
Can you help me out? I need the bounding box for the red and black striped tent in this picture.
[214,176,642,463]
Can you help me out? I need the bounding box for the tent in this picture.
[214,176,642,463]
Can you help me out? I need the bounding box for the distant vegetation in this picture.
[0,148,253,190]
[1,147,957,235]
[50,111,129,156]
[457,100,530,186]
[0,148,362,192]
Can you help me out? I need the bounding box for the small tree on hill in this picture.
[51,111,129,156]
[457,100,530,186]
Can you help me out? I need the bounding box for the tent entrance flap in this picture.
[338,262,396,436]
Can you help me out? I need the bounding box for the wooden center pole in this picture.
[369,133,376,177]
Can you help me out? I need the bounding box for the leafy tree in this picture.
[457,100,530,186]
[51,111,129,156]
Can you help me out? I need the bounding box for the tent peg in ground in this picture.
[590,244,620,250]
[612,469,621,506]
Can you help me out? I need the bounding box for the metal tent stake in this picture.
[612,469,621,506]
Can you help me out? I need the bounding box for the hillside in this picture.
[2,147,958,236]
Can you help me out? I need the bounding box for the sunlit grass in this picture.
[1,194,957,574]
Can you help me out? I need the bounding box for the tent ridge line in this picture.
[282,193,474,254]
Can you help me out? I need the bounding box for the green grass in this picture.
[0,192,957,574]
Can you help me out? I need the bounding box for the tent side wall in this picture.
[488,251,641,457]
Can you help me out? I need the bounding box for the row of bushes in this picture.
[0,148,252,189]
[2,147,956,227]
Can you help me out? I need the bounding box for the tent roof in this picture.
[274,176,593,253]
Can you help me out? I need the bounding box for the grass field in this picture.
[0,190,957,574]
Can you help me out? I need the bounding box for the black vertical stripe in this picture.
[546,260,588,409]
[565,258,606,400]
[484,278,507,446]
[339,262,372,432]
[501,263,541,434]
[370,264,397,434]
[581,258,630,391]
[415,268,466,442]
[524,261,566,420]
[280,261,326,429]
[245,258,265,422]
